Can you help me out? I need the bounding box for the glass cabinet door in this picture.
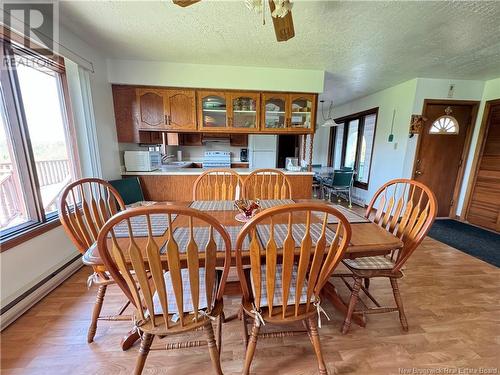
[290,95,313,128]
[230,94,258,129]
[201,93,227,128]
[263,94,287,129]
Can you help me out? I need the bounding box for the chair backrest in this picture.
[365,178,437,271]
[58,178,125,254]
[108,177,145,205]
[331,170,354,187]
[235,203,351,320]
[97,205,231,331]
[193,169,244,200]
[243,169,292,200]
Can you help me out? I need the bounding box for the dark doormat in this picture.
[428,219,499,267]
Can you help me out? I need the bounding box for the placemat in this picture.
[259,199,295,209]
[190,200,235,211]
[162,225,249,254]
[315,204,369,224]
[256,223,337,248]
[112,214,176,238]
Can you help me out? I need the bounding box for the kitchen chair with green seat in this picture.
[322,169,355,207]
[108,177,145,206]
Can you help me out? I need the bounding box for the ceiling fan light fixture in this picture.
[272,0,293,18]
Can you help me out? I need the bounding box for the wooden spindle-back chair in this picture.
[97,205,231,375]
[235,203,351,375]
[193,169,244,200]
[338,178,437,334]
[242,169,292,200]
[58,178,127,343]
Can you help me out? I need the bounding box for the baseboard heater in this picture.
[0,254,83,330]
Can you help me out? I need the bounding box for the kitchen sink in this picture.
[161,161,193,169]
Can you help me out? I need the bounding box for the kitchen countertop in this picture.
[122,168,314,176]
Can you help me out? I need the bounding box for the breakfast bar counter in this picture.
[122,168,314,201]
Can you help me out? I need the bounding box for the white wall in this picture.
[326,79,418,203]
[314,77,500,211]
[0,25,117,311]
[107,59,324,93]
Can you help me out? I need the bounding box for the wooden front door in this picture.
[414,101,478,217]
[466,100,500,231]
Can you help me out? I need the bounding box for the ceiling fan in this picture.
[172,0,295,42]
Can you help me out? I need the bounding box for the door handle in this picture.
[415,170,423,176]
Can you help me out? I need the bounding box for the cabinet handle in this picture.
[165,114,168,125]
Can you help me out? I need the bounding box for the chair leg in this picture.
[342,277,362,335]
[241,311,249,348]
[205,322,223,375]
[390,278,409,332]
[243,318,261,375]
[306,317,328,375]
[348,188,352,208]
[88,285,107,343]
[216,312,224,353]
[364,278,370,290]
[134,332,154,375]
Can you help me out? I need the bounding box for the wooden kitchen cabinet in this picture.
[136,88,168,130]
[164,89,197,131]
[112,85,138,143]
[138,130,163,144]
[261,92,316,133]
[261,92,288,132]
[230,134,248,147]
[180,133,203,146]
[198,90,228,131]
[113,85,317,144]
[228,92,260,131]
[289,93,315,130]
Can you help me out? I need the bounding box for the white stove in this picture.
[202,151,231,168]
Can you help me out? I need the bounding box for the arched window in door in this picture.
[429,107,459,134]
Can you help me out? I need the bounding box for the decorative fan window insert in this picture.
[429,116,459,134]
[429,106,459,134]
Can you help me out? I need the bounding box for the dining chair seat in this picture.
[250,264,311,308]
[153,268,219,314]
[343,255,394,270]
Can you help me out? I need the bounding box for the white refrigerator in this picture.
[248,135,277,169]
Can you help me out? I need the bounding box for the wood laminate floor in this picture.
[1,237,499,374]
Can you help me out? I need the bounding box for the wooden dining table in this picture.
[83,198,403,350]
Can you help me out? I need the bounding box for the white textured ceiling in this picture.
[60,0,500,104]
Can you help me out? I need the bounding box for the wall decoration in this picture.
[409,114,426,138]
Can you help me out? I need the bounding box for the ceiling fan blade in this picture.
[268,0,295,42]
[172,0,201,7]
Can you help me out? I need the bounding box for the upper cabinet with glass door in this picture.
[262,93,288,131]
[198,90,228,131]
[228,92,260,131]
[261,92,316,133]
[289,94,315,130]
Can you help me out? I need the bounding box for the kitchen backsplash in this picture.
[118,141,246,163]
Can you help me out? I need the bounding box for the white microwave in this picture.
[124,151,161,172]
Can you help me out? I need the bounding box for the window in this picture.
[0,40,79,248]
[328,108,378,189]
[430,116,459,134]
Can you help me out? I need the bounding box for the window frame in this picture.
[0,38,79,252]
[327,107,379,190]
